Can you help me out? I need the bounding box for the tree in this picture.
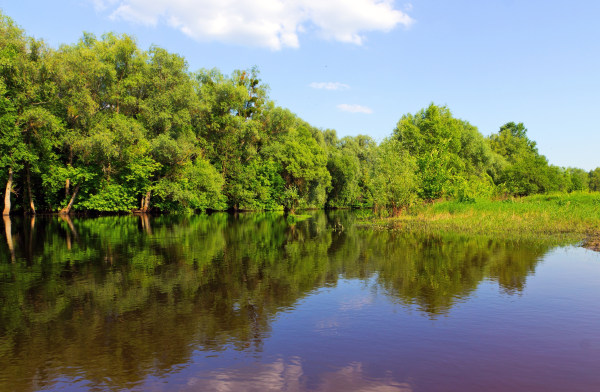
[394,104,494,200]
[566,168,589,192]
[589,168,600,192]
[262,109,331,211]
[195,68,268,209]
[0,12,63,214]
[489,122,553,196]
[371,138,417,216]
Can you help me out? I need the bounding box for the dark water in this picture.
[1,212,599,392]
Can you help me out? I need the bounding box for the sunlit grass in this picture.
[359,192,600,248]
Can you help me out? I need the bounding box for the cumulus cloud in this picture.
[337,104,373,114]
[96,0,413,50]
[310,82,350,90]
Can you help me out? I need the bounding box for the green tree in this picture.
[489,122,553,196]
[589,168,600,192]
[194,67,269,209]
[394,104,494,200]
[566,167,589,192]
[0,13,63,214]
[262,108,331,211]
[371,138,417,216]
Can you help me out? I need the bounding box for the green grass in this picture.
[359,192,600,248]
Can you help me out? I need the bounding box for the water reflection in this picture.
[182,360,412,392]
[0,212,558,391]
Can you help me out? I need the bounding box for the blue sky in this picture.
[1,0,599,170]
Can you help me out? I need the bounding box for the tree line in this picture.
[1,12,598,215]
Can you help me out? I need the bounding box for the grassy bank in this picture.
[359,192,600,249]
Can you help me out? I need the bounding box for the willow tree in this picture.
[261,108,331,211]
[0,13,63,214]
[488,122,552,196]
[394,104,495,200]
[0,13,26,215]
[195,67,268,209]
[371,138,417,216]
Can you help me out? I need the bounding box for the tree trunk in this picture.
[3,168,13,216]
[60,184,79,215]
[140,190,151,213]
[26,163,36,214]
[65,149,72,198]
[3,215,15,262]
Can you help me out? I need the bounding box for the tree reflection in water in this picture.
[0,212,552,391]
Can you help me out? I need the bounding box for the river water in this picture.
[1,212,599,391]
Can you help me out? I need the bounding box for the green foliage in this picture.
[0,12,593,214]
[590,168,600,192]
[488,122,557,196]
[263,109,331,210]
[78,182,137,212]
[152,158,226,212]
[371,138,417,216]
[394,104,495,201]
[325,133,376,208]
[566,168,589,192]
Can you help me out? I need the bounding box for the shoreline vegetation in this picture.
[358,192,600,251]
[1,9,599,250]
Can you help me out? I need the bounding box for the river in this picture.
[1,212,599,391]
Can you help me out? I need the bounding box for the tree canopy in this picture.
[0,11,596,216]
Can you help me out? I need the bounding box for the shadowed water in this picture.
[1,212,599,391]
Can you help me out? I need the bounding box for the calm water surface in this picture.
[1,212,599,392]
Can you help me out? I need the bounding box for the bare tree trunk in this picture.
[3,215,15,262]
[60,185,79,215]
[3,168,13,216]
[140,190,151,213]
[26,163,36,214]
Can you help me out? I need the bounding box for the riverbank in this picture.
[359,192,600,249]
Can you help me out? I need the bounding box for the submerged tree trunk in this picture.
[3,215,15,262]
[26,163,36,214]
[3,168,13,216]
[60,185,79,215]
[140,190,151,213]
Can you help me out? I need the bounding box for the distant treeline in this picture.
[1,12,599,215]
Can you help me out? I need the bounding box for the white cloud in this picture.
[90,0,119,11]
[98,0,414,50]
[309,82,350,90]
[337,104,373,114]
